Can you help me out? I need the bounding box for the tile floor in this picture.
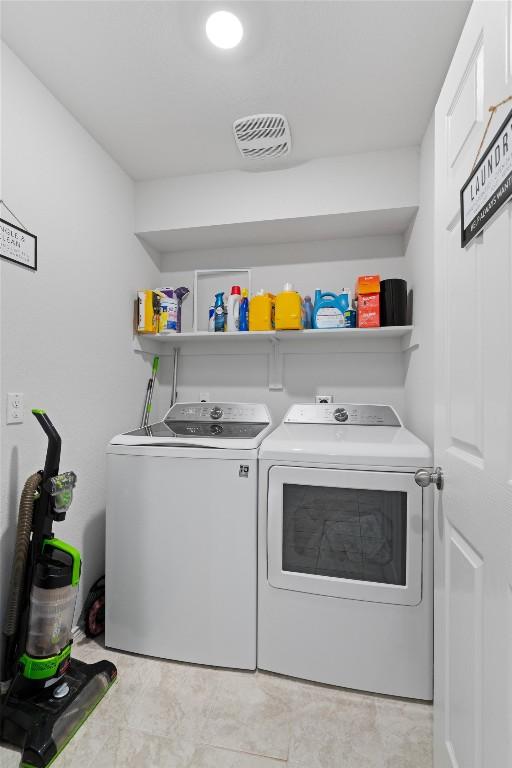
[1,637,432,768]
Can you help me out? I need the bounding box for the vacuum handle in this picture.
[32,409,61,481]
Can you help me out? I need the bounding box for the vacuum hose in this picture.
[3,472,41,637]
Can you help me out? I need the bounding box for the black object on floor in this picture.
[0,410,117,768]
[83,576,106,638]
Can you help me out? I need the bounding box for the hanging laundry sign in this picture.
[0,218,37,270]
[460,106,512,247]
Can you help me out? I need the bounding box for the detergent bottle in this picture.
[313,290,351,329]
[275,283,303,330]
[208,300,215,332]
[227,286,241,331]
[303,295,314,329]
[249,290,274,331]
[239,289,249,331]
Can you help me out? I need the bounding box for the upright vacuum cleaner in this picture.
[0,410,117,768]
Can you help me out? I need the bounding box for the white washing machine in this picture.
[106,402,272,670]
[258,403,433,699]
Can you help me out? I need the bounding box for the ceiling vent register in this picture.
[233,114,291,160]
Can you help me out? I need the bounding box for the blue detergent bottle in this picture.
[239,289,249,331]
[313,290,351,329]
[214,292,225,332]
[303,296,314,329]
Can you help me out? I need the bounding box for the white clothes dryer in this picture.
[106,402,272,670]
[257,403,433,699]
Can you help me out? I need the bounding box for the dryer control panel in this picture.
[284,403,401,426]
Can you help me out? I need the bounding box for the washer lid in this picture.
[260,404,431,467]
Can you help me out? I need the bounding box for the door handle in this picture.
[414,467,444,490]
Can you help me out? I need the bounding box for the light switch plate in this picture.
[7,392,24,424]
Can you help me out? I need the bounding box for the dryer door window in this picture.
[282,484,407,586]
[267,466,422,605]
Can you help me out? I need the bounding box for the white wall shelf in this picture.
[134,326,414,391]
[137,207,418,254]
[135,326,412,344]
[135,148,419,254]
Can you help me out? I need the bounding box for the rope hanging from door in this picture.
[472,95,512,170]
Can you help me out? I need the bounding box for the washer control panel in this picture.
[165,402,270,424]
[284,403,401,426]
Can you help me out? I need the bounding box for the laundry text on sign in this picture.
[460,107,512,247]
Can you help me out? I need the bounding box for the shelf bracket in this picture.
[400,328,416,353]
[268,337,283,391]
[133,335,176,357]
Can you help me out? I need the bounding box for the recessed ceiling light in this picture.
[206,10,244,49]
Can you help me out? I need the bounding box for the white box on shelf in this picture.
[193,269,251,332]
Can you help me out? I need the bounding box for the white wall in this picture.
[151,160,436,443]
[0,40,435,636]
[403,117,435,446]
[153,340,407,428]
[0,44,160,620]
[153,234,409,424]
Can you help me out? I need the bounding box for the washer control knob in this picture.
[210,424,223,435]
[210,406,223,420]
[333,408,348,423]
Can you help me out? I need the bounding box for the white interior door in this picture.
[434,2,512,766]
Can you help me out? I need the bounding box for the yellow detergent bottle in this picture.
[275,283,303,330]
[249,290,274,331]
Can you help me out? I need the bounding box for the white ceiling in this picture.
[1,0,470,181]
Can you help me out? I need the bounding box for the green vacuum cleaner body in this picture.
[0,410,117,767]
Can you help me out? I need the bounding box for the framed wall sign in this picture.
[0,217,37,270]
[460,106,512,247]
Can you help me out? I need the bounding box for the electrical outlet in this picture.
[7,392,24,424]
[315,394,333,404]
[199,392,210,403]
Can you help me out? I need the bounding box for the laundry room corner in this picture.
[0,42,160,622]
[4,2,512,767]
[403,115,435,447]
[149,150,419,422]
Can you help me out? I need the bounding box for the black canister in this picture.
[380,279,407,326]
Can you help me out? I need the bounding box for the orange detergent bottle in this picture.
[249,290,274,331]
[275,283,303,330]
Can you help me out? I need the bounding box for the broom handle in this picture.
[141,356,159,428]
